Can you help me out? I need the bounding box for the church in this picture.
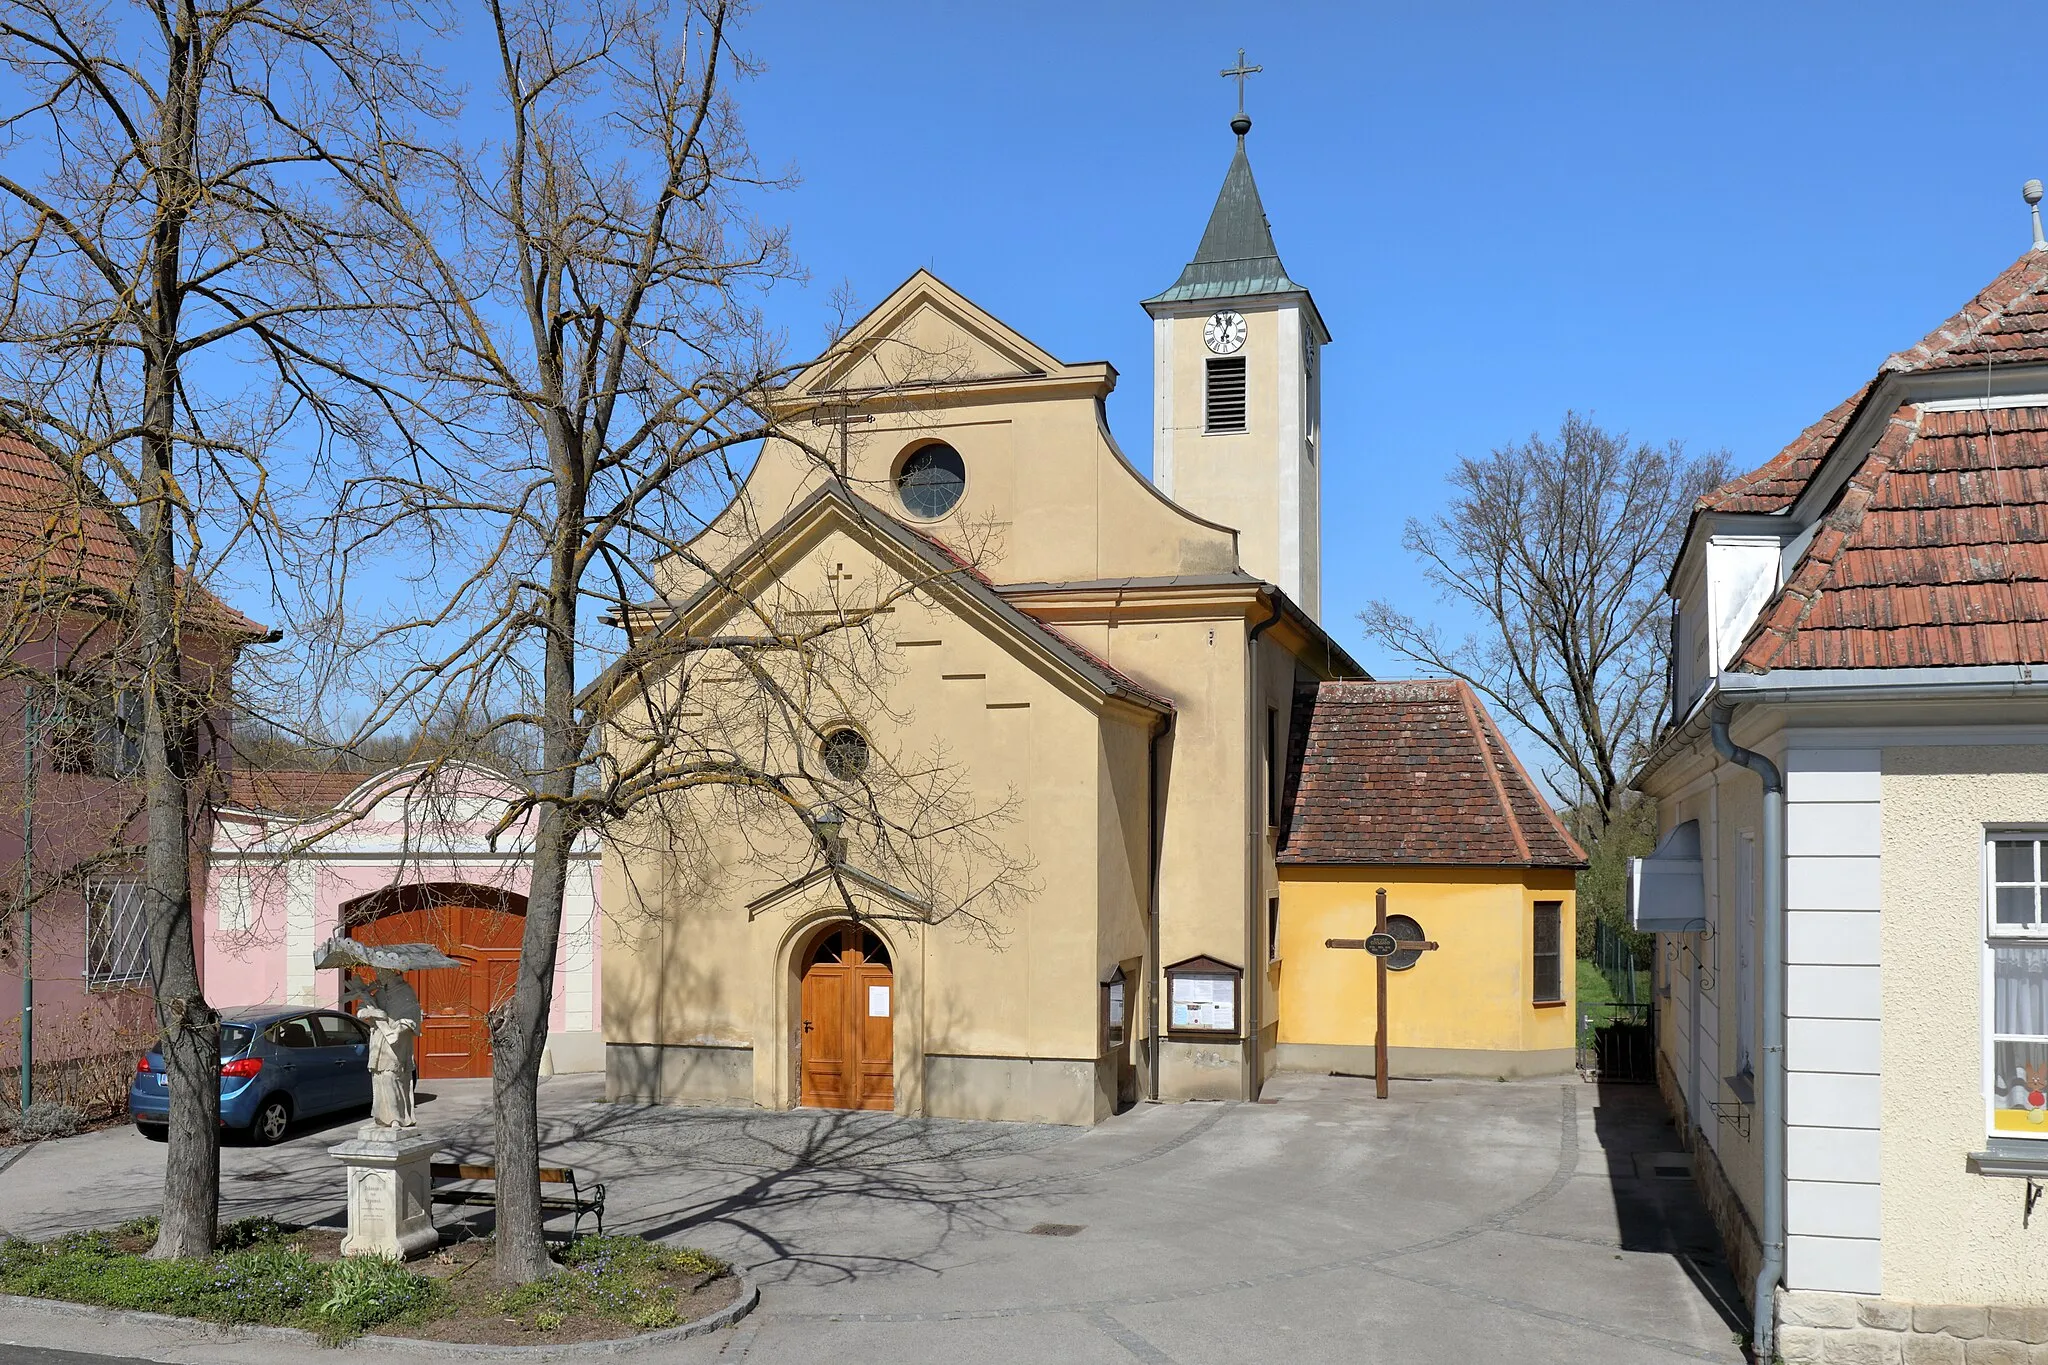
[598,109,1584,1123]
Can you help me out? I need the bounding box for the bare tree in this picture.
[307,0,1027,1282]
[0,0,433,1256]
[1361,412,1730,829]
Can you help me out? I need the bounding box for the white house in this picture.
[1635,231,2048,1362]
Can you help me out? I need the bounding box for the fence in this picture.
[1577,918,1656,1083]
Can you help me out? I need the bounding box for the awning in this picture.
[1629,820,1707,934]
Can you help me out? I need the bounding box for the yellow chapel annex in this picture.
[598,112,1586,1124]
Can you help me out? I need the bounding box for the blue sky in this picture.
[735,1,2046,682]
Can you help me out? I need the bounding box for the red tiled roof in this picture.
[222,769,371,816]
[1697,386,1870,514]
[1734,404,2048,671]
[1277,679,1585,868]
[0,433,267,638]
[1884,249,2048,373]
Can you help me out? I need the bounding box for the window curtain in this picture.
[1995,946,2048,1036]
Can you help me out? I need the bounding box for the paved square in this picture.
[0,1073,1747,1363]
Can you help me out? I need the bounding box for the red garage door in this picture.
[350,888,524,1080]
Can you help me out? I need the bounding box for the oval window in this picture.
[1385,914,1427,971]
[896,443,966,519]
[821,728,869,781]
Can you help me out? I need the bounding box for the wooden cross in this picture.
[1220,48,1262,114]
[1325,887,1439,1099]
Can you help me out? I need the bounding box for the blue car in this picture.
[130,1005,373,1146]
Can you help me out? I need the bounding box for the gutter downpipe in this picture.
[1243,596,1281,1102]
[1712,702,1784,1362]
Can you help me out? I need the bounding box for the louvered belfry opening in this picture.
[1205,356,1247,432]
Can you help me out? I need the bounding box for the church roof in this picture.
[1144,135,1315,314]
[1277,679,1585,868]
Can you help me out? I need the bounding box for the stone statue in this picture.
[315,933,460,1259]
[343,966,426,1128]
[360,1003,421,1128]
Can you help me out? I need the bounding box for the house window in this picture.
[86,880,150,988]
[1268,896,1280,962]
[1104,968,1126,1049]
[1991,834,2048,1138]
[1533,902,1563,1003]
[1204,358,1247,433]
[40,677,142,778]
[1266,706,1281,827]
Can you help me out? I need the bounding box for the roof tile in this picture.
[1277,678,1585,868]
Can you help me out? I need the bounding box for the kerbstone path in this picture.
[0,1073,1748,1364]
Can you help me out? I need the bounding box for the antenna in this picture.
[2027,179,2046,251]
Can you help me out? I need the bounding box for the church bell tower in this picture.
[1144,98,1329,619]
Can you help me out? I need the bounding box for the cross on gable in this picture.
[1324,887,1439,1099]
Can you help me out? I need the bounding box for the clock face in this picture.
[1203,310,1247,355]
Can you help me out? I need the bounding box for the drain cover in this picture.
[1025,1223,1085,1237]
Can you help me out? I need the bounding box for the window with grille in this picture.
[1204,358,1247,433]
[1533,901,1563,1004]
[86,880,150,987]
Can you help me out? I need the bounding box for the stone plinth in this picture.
[329,1124,441,1260]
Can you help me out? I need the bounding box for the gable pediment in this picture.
[785,271,1099,403]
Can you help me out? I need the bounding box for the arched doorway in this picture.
[798,923,894,1111]
[346,882,526,1080]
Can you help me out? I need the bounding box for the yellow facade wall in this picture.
[1275,865,1576,1070]
[1881,745,2048,1305]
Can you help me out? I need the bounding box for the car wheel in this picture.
[135,1122,167,1142]
[247,1096,292,1146]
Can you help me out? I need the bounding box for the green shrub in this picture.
[317,1255,441,1339]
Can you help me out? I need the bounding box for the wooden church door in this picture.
[799,925,894,1111]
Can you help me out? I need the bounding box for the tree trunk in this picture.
[140,400,219,1260]
[144,9,219,1258]
[490,545,581,1281]
[490,797,572,1280]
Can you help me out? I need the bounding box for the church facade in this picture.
[599,118,1579,1123]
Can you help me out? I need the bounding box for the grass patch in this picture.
[496,1235,728,1335]
[0,1222,734,1347]
[0,1217,440,1343]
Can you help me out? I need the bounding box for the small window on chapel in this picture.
[1204,358,1247,433]
[821,728,869,781]
[896,443,966,519]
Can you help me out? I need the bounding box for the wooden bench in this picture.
[429,1162,606,1239]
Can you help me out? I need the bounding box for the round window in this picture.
[821,728,869,781]
[896,443,965,519]
[1385,915,1427,971]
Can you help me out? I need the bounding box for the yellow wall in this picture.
[1881,746,2048,1305]
[1276,865,1576,1060]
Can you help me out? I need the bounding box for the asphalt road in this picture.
[0,1072,1746,1364]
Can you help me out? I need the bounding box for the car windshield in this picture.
[156,1024,254,1059]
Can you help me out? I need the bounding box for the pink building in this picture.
[0,434,265,1103]
[205,762,603,1077]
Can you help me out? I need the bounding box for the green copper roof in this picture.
[1145,135,1306,306]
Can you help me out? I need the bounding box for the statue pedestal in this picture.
[329,1124,442,1260]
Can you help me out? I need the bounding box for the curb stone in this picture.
[0,1273,759,1359]
[0,1141,36,1179]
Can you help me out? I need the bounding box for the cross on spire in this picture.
[1220,47,1262,115]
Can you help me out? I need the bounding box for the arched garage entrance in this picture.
[346,882,525,1079]
[798,923,894,1111]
